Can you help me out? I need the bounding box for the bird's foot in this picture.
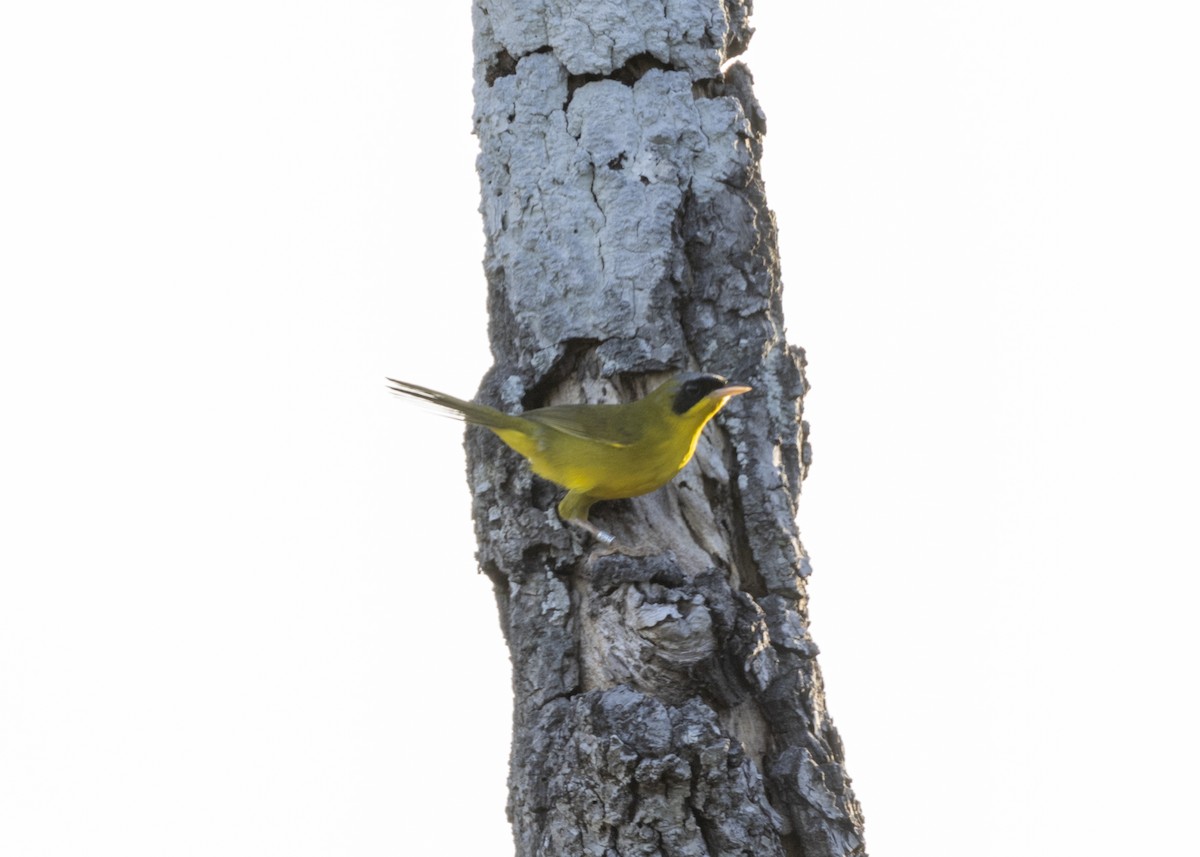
[565,517,616,546]
[563,514,658,554]
[592,543,661,558]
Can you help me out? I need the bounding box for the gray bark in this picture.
[469,2,866,854]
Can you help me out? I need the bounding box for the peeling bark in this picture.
[469,2,865,854]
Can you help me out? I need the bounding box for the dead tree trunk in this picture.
[468,2,865,854]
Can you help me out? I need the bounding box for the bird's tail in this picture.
[385,378,527,432]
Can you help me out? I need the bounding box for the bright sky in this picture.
[3,2,1198,855]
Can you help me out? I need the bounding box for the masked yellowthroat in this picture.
[386,372,751,544]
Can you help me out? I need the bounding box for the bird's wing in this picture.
[524,404,642,448]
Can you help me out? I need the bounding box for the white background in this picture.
[3,2,1197,855]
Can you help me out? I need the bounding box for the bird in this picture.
[385,372,751,544]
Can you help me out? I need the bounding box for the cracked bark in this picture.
[469,1,866,854]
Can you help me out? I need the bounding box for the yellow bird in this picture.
[386,372,751,543]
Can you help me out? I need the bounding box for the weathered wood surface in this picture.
[468,2,866,854]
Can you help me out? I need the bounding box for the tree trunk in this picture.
[468,2,866,854]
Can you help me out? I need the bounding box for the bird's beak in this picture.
[708,384,752,400]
